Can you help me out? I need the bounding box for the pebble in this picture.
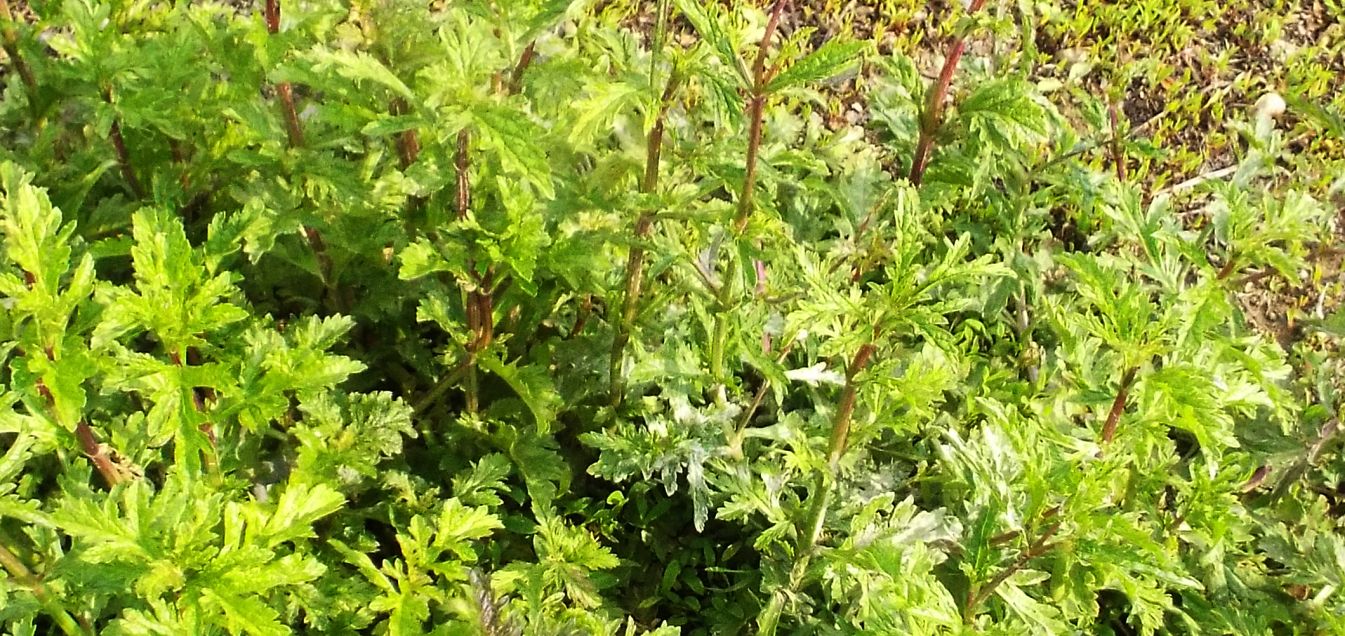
[1254,92,1287,120]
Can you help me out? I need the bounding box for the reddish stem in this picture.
[827,342,878,467]
[263,0,305,148]
[75,421,123,488]
[390,98,420,169]
[276,82,306,148]
[264,0,280,33]
[752,1,787,82]
[0,0,36,97]
[730,0,788,235]
[1108,99,1128,182]
[108,120,144,198]
[1216,254,1238,280]
[454,129,493,353]
[1100,366,1139,444]
[610,72,682,404]
[476,268,495,351]
[507,42,536,95]
[455,129,471,222]
[964,518,1061,622]
[908,0,988,186]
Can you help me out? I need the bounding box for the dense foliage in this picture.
[1,0,1342,634]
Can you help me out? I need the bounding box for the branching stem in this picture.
[0,541,86,635]
[757,342,876,635]
[709,0,786,402]
[75,420,124,488]
[963,518,1062,623]
[609,63,683,406]
[730,0,787,235]
[453,129,487,413]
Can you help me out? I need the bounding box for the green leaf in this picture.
[434,498,503,561]
[567,81,644,146]
[1303,307,1345,337]
[202,589,288,636]
[479,354,561,434]
[473,105,554,198]
[0,162,73,296]
[398,240,453,280]
[305,47,416,101]
[452,453,512,508]
[958,79,1049,148]
[767,39,866,92]
[258,483,345,548]
[672,0,748,86]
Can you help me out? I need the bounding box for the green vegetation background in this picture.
[0,0,1342,634]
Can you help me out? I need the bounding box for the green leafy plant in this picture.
[1,1,1341,634]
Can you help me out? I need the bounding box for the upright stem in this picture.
[824,343,876,467]
[908,0,988,186]
[262,0,342,315]
[708,306,732,404]
[454,129,485,413]
[1216,253,1238,280]
[452,36,536,378]
[390,97,420,169]
[608,105,673,403]
[710,1,786,402]
[107,119,144,198]
[265,0,305,148]
[263,0,279,31]
[0,542,86,635]
[1108,98,1128,182]
[276,82,305,148]
[0,0,37,106]
[730,0,787,235]
[1100,366,1138,444]
[732,94,768,235]
[609,0,681,405]
[507,42,536,95]
[102,85,143,197]
[301,224,335,296]
[75,420,124,488]
[757,342,877,635]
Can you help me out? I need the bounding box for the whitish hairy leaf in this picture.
[784,362,845,386]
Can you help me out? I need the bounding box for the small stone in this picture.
[1254,92,1287,120]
